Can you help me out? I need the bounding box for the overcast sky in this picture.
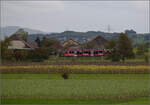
[1,1,149,33]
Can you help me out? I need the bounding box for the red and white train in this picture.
[62,49,112,57]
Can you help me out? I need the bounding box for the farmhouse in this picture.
[8,35,38,50]
[83,35,108,49]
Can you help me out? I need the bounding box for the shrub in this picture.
[61,73,69,79]
[105,50,120,62]
[27,48,49,62]
[13,50,29,61]
[144,52,150,63]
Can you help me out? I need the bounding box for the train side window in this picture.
[77,51,82,55]
[94,51,98,54]
[69,51,73,54]
[99,51,102,53]
[84,51,88,53]
[71,51,74,54]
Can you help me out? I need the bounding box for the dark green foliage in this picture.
[0,37,14,61]
[136,43,149,55]
[118,33,134,62]
[105,39,120,62]
[144,53,149,63]
[27,48,49,62]
[111,50,120,62]
[13,51,24,61]
[41,37,62,56]
[41,37,58,47]
[105,39,116,49]
[61,73,69,79]
[13,50,29,61]
[105,33,134,62]
[35,37,41,47]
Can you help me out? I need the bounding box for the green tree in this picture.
[41,37,62,55]
[105,39,116,49]
[144,52,150,63]
[35,37,41,47]
[13,50,29,61]
[136,43,149,56]
[118,33,134,62]
[0,37,14,61]
[27,48,49,62]
[41,37,60,47]
[41,37,52,47]
[105,39,120,62]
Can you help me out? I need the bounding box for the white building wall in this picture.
[8,41,26,49]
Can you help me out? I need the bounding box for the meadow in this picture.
[1,74,150,104]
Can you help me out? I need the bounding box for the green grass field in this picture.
[1,74,150,104]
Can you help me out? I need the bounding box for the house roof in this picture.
[63,39,80,47]
[9,35,38,49]
[84,35,108,49]
[28,42,38,48]
[9,35,23,40]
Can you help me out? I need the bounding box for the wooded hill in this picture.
[27,30,150,46]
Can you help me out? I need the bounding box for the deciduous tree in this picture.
[118,33,134,62]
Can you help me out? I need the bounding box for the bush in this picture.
[105,50,120,62]
[112,54,120,62]
[13,50,29,61]
[61,73,69,79]
[27,48,49,62]
[144,52,150,63]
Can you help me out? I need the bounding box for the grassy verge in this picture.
[48,56,145,63]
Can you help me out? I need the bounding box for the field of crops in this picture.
[1,64,150,74]
[1,74,150,104]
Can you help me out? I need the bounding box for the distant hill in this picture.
[28,31,119,44]
[1,26,149,46]
[0,26,46,39]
